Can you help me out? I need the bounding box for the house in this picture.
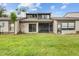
[53,12,79,34]
[20,13,53,33]
[0,17,21,34]
[0,12,79,34]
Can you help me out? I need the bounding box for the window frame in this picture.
[29,24,36,32]
[61,22,75,30]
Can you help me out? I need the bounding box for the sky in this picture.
[1,3,79,17]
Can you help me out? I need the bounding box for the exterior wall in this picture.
[20,23,29,33]
[75,21,79,32]
[53,20,79,34]
[36,22,38,33]
[53,20,57,34]
[57,20,76,34]
[61,20,79,34]
[15,20,19,34]
[64,13,79,34]
[0,21,9,32]
[20,22,38,33]
[62,30,76,34]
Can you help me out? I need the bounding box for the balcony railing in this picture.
[26,17,51,19]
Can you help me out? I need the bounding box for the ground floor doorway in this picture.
[38,23,53,33]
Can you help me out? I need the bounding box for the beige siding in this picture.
[36,22,38,33]
[75,21,79,31]
[0,21,9,32]
[57,20,76,34]
[62,30,76,34]
[15,20,19,34]
[21,22,38,33]
[20,23,29,33]
[53,20,57,34]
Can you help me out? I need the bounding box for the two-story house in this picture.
[0,12,79,34]
[19,13,53,33]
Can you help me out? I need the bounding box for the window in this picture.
[10,23,14,32]
[32,14,37,18]
[38,15,42,19]
[29,24,36,32]
[62,23,67,28]
[47,15,50,19]
[38,15,50,19]
[68,23,74,28]
[0,22,5,32]
[27,14,37,18]
[0,22,4,27]
[58,24,61,29]
[61,22,75,30]
[43,15,49,19]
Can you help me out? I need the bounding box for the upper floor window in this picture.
[38,15,50,19]
[26,14,37,18]
[26,14,50,19]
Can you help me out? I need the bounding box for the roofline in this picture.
[64,12,79,17]
[26,13,51,15]
[20,19,52,23]
[52,17,79,20]
[0,17,24,21]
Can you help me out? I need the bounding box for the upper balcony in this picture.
[26,13,51,20]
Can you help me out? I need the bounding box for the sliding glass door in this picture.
[29,24,36,32]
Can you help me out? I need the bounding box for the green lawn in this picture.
[0,33,79,56]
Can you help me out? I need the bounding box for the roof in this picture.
[20,19,52,22]
[26,13,51,15]
[52,17,79,20]
[0,17,10,21]
[64,12,79,17]
[0,17,24,21]
[20,17,79,22]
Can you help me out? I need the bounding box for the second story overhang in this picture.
[20,19,52,23]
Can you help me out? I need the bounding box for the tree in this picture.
[16,7,26,15]
[16,7,26,33]
[0,5,6,17]
[10,12,17,23]
[10,12,17,34]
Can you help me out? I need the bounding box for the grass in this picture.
[0,33,79,56]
